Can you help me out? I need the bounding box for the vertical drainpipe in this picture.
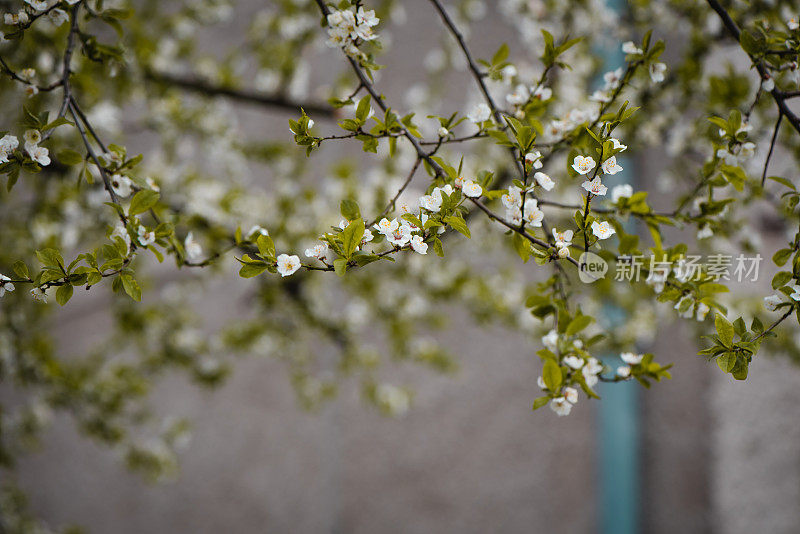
[597,1,640,533]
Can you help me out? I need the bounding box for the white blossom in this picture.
[601,156,623,175]
[591,220,615,240]
[610,138,627,151]
[461,180,482,198]
[650,62,667,83]
[617,365,631,378]
[27,145,50,166]
[533,171,554,191]
[184,232,203,262]
[611,184,633,203]
[563,356,583,369]
[0,134,18,163]
[276,254,301,277]
[410,235,428,254]
[764,294,783,311]
[620,352,643,365]
[30,287,47,303]
[622,41,643,55]
[0,275,15,297]
[304,243,328,260]
[137,225,155,247]
[581,177,608,196]
[467,103,491,124]
[550,396,572,416]
[110,174,132,197]
[572,155,596,175]
[542,329,559,351]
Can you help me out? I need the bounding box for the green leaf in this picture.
[565,315,593,336]
[42,116,73,131]
[12,260,29,279]
[542,359,562,391]
[256,234,276,259]
[56,284,73,306]
[444,215,471,238]
[532,396,549,410]
[715,313,734,347]
[716,352,736,373]
[120,274,141,302]
[238,262,268,278]
[56,149,84,165]
[340,199,361,221]
[333,258,348,277]
[340,219,365,259]
[772,271,792,290]
[128,190,160,216]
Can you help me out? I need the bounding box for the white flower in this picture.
[563,356,584,370]
[610,138,627,151]
[24,0,48,12]
[506,84,529,106]
[137,225,155,247]
[387,224,412,247]
[582,357,603,387]
[24,129,41,147]
[542,329,559,351]
[276,254,301,277]
[501,185,522,210]
[533,171,554,191]
[603,67,624,89]
[550,396,572,416]
[4,12,29,25]
[617,365,631,378]
[110,174,132,197]
[695,302,711,321]
[437,126,449,137]
[601,156,623,175]
[697,225,713,239]
[418,193,442,212]
[356,6,379,28]
[0,134,18,163]
[0,275,15,297]
[461,180,482,198]
[789,17,799,31]
[184,232,203,262]
[564,387,579,404]
[525,150,543,169]
[361,229,374,244]
[572,155,596,175]
[111,223,131,253]
[622,41,643,55]
[523,202,544,227]
[467,103,491,124]
[611,184,633,203]
[591,220,615,240]
[146,177,160,192]
[305,243,328,260]
[739,142,756,160]
[30,287,47,303]
[620,352,643,365]
[764,294,783,311]
[649,62,667,83]
[532,86,552,101]
[762,76,775,92]
[590,90,611,103]
[581,177,608,196]
[552,228,573,249]
[410,235,428,254]
[48,8,68,26]
[27,145,50,166]
[374,217,398,236]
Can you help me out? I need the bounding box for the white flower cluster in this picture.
[325,6,379,60]
[501,185,544,227]
[539,329,604,416]
[23,129,50,166]
[0,134,19,163]
[505,83,552,117]
[0,274,15,298]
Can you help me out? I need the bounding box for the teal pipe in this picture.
[596,1,640,533]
